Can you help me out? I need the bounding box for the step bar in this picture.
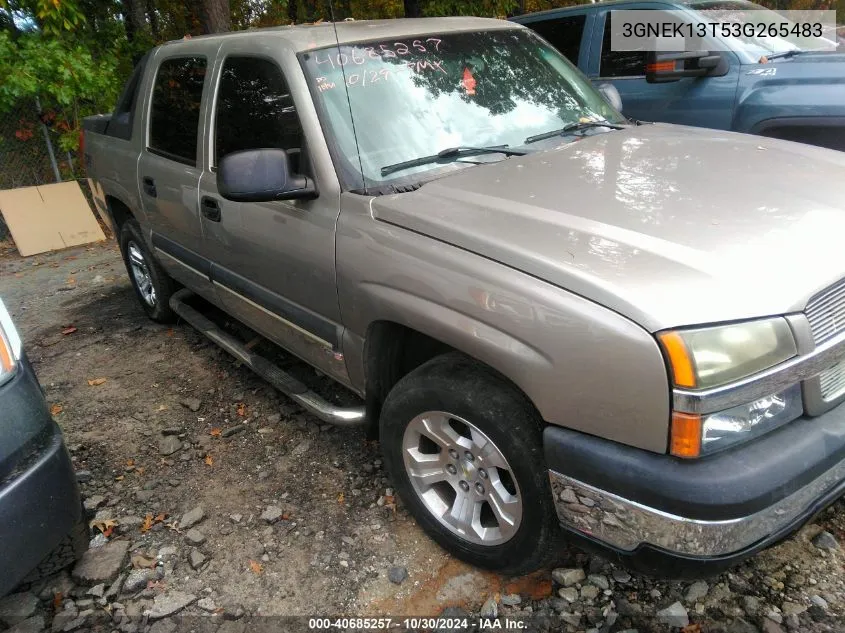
[169,289,366,427]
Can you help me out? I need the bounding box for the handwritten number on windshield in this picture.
[313,38,445,69]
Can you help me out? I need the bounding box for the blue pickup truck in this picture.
[513,0,845,151]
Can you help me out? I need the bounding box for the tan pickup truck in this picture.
[83,16,845,577]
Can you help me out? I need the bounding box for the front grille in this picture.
[806,278,845,345]
[820,360,845,401]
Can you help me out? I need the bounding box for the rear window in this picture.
[148,56,207,165]
[107,56,147,140]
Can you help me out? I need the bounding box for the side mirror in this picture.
[218,148,317,202]
[595,82,623,113]
[645,50,728,84]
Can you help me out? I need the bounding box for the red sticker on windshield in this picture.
[461,67,477,95]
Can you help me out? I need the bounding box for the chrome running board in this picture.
[169,289,365,427]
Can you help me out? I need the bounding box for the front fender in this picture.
[734,73,845,134]
[336,195,671,453]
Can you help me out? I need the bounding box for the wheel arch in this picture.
[361,315,546,441]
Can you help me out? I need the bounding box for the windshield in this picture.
[300,28,624,192]
[687,0,834,57]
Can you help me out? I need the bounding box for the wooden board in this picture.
[0,181,106,256]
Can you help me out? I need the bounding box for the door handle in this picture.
[201,196,221,222]
[142,176,157,198]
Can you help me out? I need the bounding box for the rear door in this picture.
[589,6,739,129]
[138,51,216,296]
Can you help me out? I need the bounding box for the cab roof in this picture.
[160,17,521,53]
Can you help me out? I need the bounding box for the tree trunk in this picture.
[146,0,159,39]
[121,0,145,41]
[200,0,230,33]
[287,0,298,24]
[403,0,421,17]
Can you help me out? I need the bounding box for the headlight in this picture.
[700,385,803,454]
[658,318,797,389]
[0,298,22,387]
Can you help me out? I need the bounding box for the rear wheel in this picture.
[380,353,561,575]
[119,219,176,323]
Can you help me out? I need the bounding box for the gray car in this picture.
[83,17,845,577]
[0,298,87,596]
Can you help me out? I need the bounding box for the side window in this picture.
[599,12,646,77]
[149,56,207,164]
[528,15,587,66]
[107,55,147,139]
[214,57,303,171]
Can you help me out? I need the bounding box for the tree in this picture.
[403,0,420,16]
[201,0,230,32]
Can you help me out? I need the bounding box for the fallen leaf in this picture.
[682,625,702,633]
[61,326,77,335]
[115,475,124,481]
[140,514,154,533]
[209,428,222,437]
[66,277,76,284]
[87,377,107,386]
[157,404,168,411]
[53,592,63,610]
[205,455,213,466]
[166,328,174,337]
[90,519,118,537]
[126,459,135,467]
[50,404,64,415]
[248,560,263,574]
[154,512,167,523]
[136,466,145,475]
[237,403,247,417]
[337,492,345,505]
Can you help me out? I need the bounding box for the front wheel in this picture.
[119,219,176,323]
[380,353,561,575]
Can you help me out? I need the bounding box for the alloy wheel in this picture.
[127,241,156,307]
[402,411,522,546]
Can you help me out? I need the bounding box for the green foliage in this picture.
[421,0,516,17]
[0,31,119,150]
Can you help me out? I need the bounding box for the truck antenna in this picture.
[327,0,367,194]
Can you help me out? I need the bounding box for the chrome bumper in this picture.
[550,455,845,557]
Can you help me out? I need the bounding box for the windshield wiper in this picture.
[380,145,528,177]
[760,49,806,61]
[524,121,626,145]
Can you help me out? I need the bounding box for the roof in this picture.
[512,0,755,20]
[160,17,521,53]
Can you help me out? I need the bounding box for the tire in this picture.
[22,515,89,584]
[380,352,561,575]
[119,219,177,323]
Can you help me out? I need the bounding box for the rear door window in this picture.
[148,56,207,165]
[528,15,587,66]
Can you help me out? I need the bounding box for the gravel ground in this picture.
[0,239,844,633]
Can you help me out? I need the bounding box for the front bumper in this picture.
[544,403,845,577]
[0,357,82,596]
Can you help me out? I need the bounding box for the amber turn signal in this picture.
[657,331,697,388]
[670,412,702,458]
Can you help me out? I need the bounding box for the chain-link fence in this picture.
[0,99,85,240]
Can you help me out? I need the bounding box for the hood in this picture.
[371,124,845,331]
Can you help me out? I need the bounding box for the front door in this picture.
[197,41,349,385]
[589,8,740,130]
